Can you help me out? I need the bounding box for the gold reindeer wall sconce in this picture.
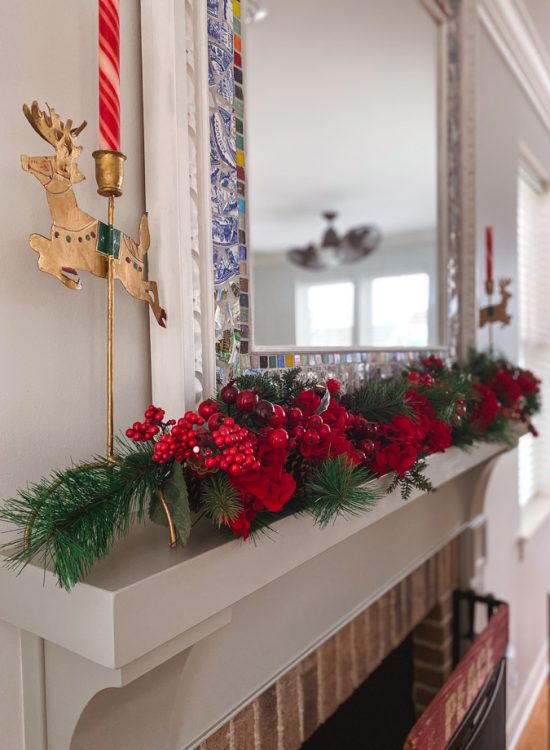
[21,101,166,460]
[479,278,512,353]
[21,102,166,326]
[479,279,512,329]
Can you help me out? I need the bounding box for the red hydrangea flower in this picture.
[488,369,523,405]
[229,443,296,513]
[227,506,257,539]
[384,415,427,447]
[326,378,341,394]
[472,384,499,428]
[295,389,322,417]
[517,371,540,397]
[425,419,452,453]
[372,444,418,478]
[321,399,349,430]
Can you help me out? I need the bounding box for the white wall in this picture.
[0,3,150,748]
[476,22,550,742]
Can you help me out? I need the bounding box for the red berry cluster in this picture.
[205,418,260,476]
[152,411,205,465]
[125,404,165,441]
[407,371,435,386]
[290,413,331,446]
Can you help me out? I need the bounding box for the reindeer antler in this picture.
[22,101,87,151]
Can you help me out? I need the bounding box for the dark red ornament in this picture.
[236,389,259,412]
[207,412,226,432]
[220,380,239,405]
[253,399,276,422]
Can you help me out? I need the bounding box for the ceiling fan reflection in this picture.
[287,212,382,271]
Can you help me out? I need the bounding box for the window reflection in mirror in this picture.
[246,0,440,349]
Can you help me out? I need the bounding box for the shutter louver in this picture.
[518,173,550,504]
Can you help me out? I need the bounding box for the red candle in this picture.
[485,226,493,284]
[98,0,120,151]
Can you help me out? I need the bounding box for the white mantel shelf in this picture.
[0,440,511,750]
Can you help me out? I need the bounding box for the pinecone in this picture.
[185,472,203,512]
[286,452,312,490]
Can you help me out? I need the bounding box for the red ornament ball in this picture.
[236,389,259,412]
[207,412,225,432]
[220,381,239,405]
[198,398,220,419]
[267,403,286,427]
[303,429,321,446]
[307,415,323,430]
[253,399,276,421]
[287,407,303,424]
[267,428,289,449]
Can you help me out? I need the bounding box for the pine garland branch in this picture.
[386,459,434,501]
[0,441,161,590]
[201,473,242,527]
[302,455,381,526]
[234,368,318,406]
[417,372,474,423]
[345,378,413,423]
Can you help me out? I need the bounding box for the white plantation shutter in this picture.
[518,168,550,505]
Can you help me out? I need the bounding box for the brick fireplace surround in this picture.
[200,536,461,750]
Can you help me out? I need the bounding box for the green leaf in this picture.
[151,463,192,547]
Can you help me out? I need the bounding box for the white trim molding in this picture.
[459,0,480,357]
[478,0,550,134]
[141,0,215,413]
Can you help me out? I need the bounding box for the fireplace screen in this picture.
[446,658,506,749]
[405,595,509,750]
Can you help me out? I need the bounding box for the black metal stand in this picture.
[452,590,505,667]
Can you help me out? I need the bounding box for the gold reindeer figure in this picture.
[479,278,512,328]
[20,101,166,326]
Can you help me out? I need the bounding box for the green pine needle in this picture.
[302,455,381,527]
[386,459,434,500]
[201,473,242,528]
[346,379,413,423]
[233,368,318,405]
[417,371,474,423]
[0,441,161,590]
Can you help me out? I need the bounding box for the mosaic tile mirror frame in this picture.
[208,0,463,381]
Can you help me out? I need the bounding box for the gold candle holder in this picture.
[92,149,126,197]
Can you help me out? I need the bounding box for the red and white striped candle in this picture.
[98,0,121,151]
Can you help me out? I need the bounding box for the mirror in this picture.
[245,0,442,350]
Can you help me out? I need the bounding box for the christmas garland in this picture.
[0,350,541,590]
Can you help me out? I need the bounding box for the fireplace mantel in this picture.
[0,441,511,750]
